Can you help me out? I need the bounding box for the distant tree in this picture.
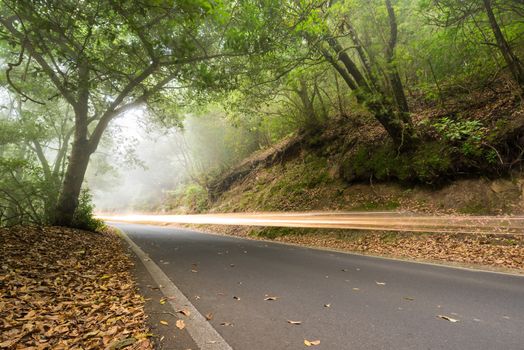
[300,0,416,149]
[0,93,73,224]
[426,0,524,91]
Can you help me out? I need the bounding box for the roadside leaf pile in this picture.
[274,231,524,271]
[191,224,524,271]
[0,226,152,349]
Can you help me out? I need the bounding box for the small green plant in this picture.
[72,189,105,231]
[175,183,209,213]
[433,117,486,157]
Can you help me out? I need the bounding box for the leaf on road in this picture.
[176,320,186,329]
[178,309,191,317]
[287,320,302,325]
[159,297,167,305]
[191,269,198,273]
[404,297,415,301]
[341,269,348,272]
[160,320,169,326]
[324,304,331,308]
[437,315,459,323]
[376,281,386,285]
[205,313,213,321]
[304,339,320,346]
[352,288,360,291]
[220,322,233,326]
[264,296,278,301]
[233,296,240,300]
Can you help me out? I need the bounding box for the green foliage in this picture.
[342,141,453,184]
[433,117,488,158]
[71,189,105,232]
[251,227,310,239]
[168,183,209,213]
[1,0,523,222]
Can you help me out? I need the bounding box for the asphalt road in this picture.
[116,223,524,350]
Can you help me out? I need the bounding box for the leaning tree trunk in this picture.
[53,138,92,226]
[323,31,417,150]
[385,0,410,116]
[483,0,524,89]
[365,96,417,150]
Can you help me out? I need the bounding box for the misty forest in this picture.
[0,0,522,228]
[2,1,524,349]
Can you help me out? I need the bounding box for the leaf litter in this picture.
[0,226,152,349]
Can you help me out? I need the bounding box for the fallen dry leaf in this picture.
[437,315,459,323]
[233,296,240,300]
[178,309,191,317]
[324,304,331,308]
[176,320,186,329]
[287,320,302,325]
[304,339,320,346]
[376,282,386,285]
[220,322,233,326]
[205,313,213,321]
[264,296,278,301]
[160,320,169,326]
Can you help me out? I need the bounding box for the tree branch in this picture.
[0,16,78,107]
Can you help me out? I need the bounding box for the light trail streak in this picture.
[97,212,524,235]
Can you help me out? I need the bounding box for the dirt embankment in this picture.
[207,84,524,216]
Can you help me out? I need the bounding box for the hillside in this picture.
[162,84,524,272]
[181,84,524,216]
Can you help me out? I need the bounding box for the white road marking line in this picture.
[118,228,233,350]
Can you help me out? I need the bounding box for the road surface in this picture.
[116,223,524,350]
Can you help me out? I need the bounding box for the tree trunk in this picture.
[53,138,92,226]
[365,95,417,150]
[483,0,524,89]
[297,79,319,129]
[385,0,410,115]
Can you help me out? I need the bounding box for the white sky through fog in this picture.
[88,108,186,212]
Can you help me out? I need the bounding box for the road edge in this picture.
[116,227,233,350]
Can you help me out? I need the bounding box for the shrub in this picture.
[182,184,209,212]
[433,117,486,157]
[72,189,105,232]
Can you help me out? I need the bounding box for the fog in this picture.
[87,110,180,212]
[88,108,261,213]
